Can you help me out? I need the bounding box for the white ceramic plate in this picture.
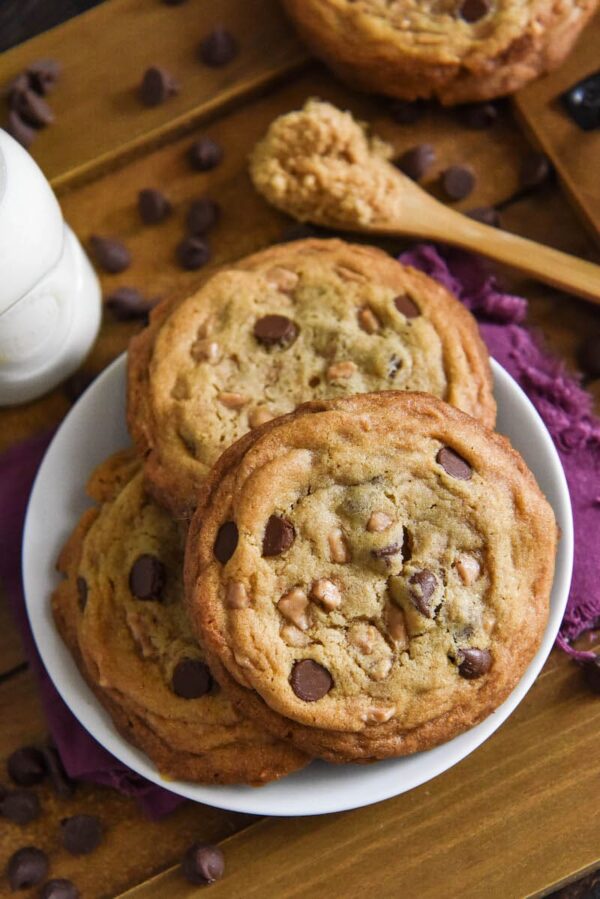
[23,354,573,817]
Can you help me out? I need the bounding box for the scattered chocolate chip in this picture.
[6,109,36,147]
[394,295,420,318]
[389,99,424,125]
[561,71,600,131]
[199,26,239,67]
[41,744,76,798]
[61,814,102,856]
[62,370,96,403]
[7,847,48,890]
[27,59,61,95]
[0,783,6,802]
[89,235,131,274]
[459,0,489,22]
[76,576,88,611]
[7,747,46,787]
[458,647,492,678]
[11,89,54,128]
[182,842,225,885]
[139,66,179,107]
[576,334,600,379]
[442,164,475,201]
[402,527,413,562]
[7,72,31,100]
[163,0,187,4]
[278,222,319,243]
[263,515,295,556]
[188,137,223,171]
[176,236,211,270]
[129,554,166,601]
[40,879,80,899]
[519,152,552,190]
[436,446,472,480]
[214,521,238,563]
[105,287,157,321]
[459,102,498,129]
[388,355,402,379]
[172,659,212,698]
[467,206,501,227]
[254,314,299,348]
[138,188,172,224]
[371,543,401,559]
[582,656,600,693]
[290,659,333,702]
[186,197,220,234]
[409,569,438,618]
[396,144,435,181]
[0,790,41,824]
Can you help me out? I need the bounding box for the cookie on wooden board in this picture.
[280,0,598,104]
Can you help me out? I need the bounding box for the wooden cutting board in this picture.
[513,11,600,243]
[0,2,599,898]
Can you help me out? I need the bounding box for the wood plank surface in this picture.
[0,0,307,190]
[1,2,600,898]
[116,651,600,899]
[0,670,254,899]
[513,11,600,244]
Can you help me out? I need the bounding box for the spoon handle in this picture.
[396,207,600,305]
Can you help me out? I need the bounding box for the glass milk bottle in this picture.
[0,130,101,405]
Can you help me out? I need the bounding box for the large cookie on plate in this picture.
[52,451,309,785]
[184,392,557,762]
[280,0,597,105]
[128,238,495,517]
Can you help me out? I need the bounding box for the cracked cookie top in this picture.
[52,451,308,784]
[128,239,494,517]
[185,392,556,761]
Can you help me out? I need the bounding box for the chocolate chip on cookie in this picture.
[409,569,438,618]
[172,659,213,698]
[263,515,295,556]
[394,295,420,318]
[182,842,225,885]
[290,660,333,702]
[436,447,472,480]
[458,0,489,22]
[76,576,88,611]
[7,747,46,787]
[254,315,299,348]
[371,542,402,560]
[457,648,492,678]
[129,554,166,601]
[214,521,238,563]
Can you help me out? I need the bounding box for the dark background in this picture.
[0,0,103,52]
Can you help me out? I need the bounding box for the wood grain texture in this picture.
[0,0,307,190]
[0,669,254,899]
[513,11,600,244]
[116,654,600,899]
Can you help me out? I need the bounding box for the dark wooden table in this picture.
[1,1,599,896]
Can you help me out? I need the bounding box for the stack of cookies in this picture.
[53,238,557,783]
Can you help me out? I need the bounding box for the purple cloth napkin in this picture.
[0,244,598,814]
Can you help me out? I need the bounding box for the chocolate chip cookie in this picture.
[52,451,308,784]
[280,0,597,105]
[184,392,557,762]
[128,239,495,517]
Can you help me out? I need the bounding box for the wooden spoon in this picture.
[307,173,600,305]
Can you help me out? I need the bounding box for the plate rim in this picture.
[22,353,574,817]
